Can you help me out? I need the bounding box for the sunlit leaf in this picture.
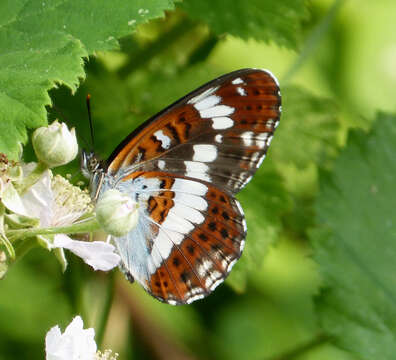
[0,0,175,159]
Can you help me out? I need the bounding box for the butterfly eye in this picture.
[89,157,99,171]
[81,150,100,178]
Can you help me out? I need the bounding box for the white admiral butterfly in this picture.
[82,69,281,305]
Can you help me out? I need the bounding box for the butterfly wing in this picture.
[106,68,281,194]
[104,69,281,304]
[112,172,246,304]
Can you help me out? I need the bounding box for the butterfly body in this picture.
[83,69,281,305]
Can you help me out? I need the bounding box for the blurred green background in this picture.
[1,0,396,359]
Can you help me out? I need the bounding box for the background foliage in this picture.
[1,0,395,359]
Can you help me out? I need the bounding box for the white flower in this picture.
[53,235,120,271]
[96,189,139,237]
[32,120,78,167]
[45,316,119,360]
[45,316,97,360]
[0,154,24,214]
[6,165,120,271]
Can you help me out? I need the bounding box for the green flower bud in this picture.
[96,189,139,237]
[32,120,78,167]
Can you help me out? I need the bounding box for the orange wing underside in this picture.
[107,69,281,304]
[122,171,246,304]
[107,69,280,185]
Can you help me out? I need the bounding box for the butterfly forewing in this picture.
[106,69,280,194]
[98,69,281,304]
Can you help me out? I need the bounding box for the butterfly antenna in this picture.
[86,94,95,150]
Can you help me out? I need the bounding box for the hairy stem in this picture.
[6,217,100,242]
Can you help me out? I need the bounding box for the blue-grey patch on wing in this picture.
[113,210,154,287]
[98,174,161,287]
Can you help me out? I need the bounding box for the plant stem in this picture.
[186,32,219,65]
[282,0,346,84]
[265,333,331,360]
[96,271,116,348]
[117,17,195,78]
[117,280,197,360]
[6,217,100,242]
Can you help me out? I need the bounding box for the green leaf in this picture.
[311,113,396,359]
[272,86,340,169]
[180,0,309,48]
[0,0,175,159]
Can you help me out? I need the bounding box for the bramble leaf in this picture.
[272,86,340,169]
[180,0,309,48]
[311,113,396,359]
[0,0,175,159]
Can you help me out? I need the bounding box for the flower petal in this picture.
[65,316,97,358]
[45,325,63,359]
[53,235,120,271]
[64,316,84,335]
[20,169,54,226]
[45,316,97,360]
[1,181,28,216]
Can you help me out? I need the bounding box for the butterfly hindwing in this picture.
[111,172,245,304]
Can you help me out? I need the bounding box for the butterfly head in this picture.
[81,149,102,179]
[81,149,107,202]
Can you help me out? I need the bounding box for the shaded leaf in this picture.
[180,0,309,48]
[311,113,396,359]
[272,85,340,169]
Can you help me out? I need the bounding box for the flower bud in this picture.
[32,120,78,167]
[96,189,139,237]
